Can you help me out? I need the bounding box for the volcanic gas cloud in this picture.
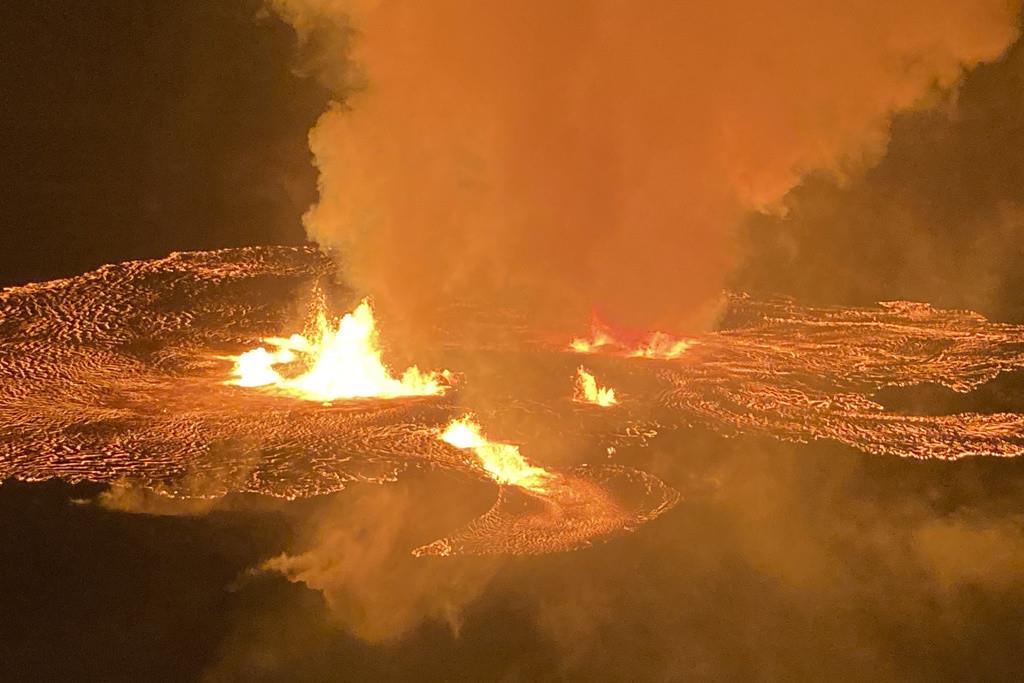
[270,0,1019,338]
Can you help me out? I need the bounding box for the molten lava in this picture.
[570,320,693,359]
[570,324,615,353]
[573,366,617,407]
[439,417,552,491]
[627,332,694,359]
[12,246,1024,555]
[229,298,447,401]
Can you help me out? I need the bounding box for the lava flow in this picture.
[228,297,447,401]
[418,415,680,557]
[573,366,617,407]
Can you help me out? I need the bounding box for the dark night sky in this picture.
[0,1,321,287]
[3,3,1024,682]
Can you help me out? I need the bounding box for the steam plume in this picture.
[269,0,1018,335]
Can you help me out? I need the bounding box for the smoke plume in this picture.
[269,0,1017,336]
[260,477,499,642]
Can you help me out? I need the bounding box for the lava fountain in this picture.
[228,296,448,401]
[439,416,552,491]
[417,414,680,557]
[573,366,617,407]
[570,318,694,359]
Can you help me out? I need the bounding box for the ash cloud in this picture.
[269,0,1017,339]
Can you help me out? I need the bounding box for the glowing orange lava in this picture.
[626,332,693,359]
[573,366,617,407]
[569,325,614,353]
[570,320,693,359]
[228,298,447,401]
[439,416,552,491]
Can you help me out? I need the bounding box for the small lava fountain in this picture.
[573,367,617,407]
